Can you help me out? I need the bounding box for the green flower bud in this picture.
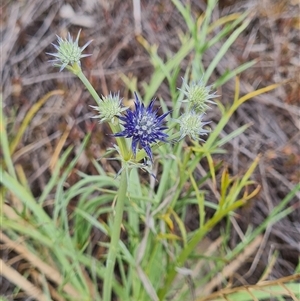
[91,93,127,123]
[177,111,210,141]
[179,78,218,114]
[47,29,92,72]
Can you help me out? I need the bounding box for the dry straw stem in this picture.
[49,119,75,173]
[0,231,80,299]
[136,265,159,301]
[9,90,65,155]
[0,258,49,301]
[197,274,300,301]
[174,237,223,298]
[200,235,264,296]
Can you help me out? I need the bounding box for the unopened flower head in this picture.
[91,92,127,123]
[114,92,170,162]
[180,78,218,114]
[177,111,210,141]
[47,29,92,71]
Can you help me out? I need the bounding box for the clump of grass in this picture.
[1,0,299,301]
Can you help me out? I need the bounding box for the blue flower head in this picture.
[114,92,170,162]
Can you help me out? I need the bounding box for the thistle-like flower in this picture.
[179,78,218,114]
[47,29,92,72]
[114,92,170,162]
[91,92,127,123]
[177,111,210,141]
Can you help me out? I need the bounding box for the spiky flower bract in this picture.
[114,92,170,162]
[179,78,218,114]
[91,92,127,123]
[177,111,210,141]
[47,29,92,72]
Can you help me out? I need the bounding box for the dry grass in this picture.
[1,0,299,299]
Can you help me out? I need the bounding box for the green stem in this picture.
[71,63,130,160]
[71,63,101,105]
[0,95,17,179]
[109,122,131,161]
[157,203,242,300]
[103,170,127,301]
